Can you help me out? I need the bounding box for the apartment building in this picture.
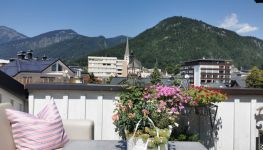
[88,38,131,78]
[180,59,232,86]
[88,56,127,78]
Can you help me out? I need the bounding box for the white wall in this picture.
[28,89,263,150]
[214,96,262,150]
[28,90,120,140]
[194,65,201,86]
[0,88,24,111]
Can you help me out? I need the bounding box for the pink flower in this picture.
[112,113,119,121]
[142,109,150,116]
[144,94,151,99]
[171,107,177,113]
[179,105,184,110]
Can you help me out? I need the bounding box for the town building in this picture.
[180,59,232,86]
[0,50,75,85]
[88,56,127,78]
[0,59,9,67]
[87,38,134,78]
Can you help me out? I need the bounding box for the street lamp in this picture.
[184,74,190,90]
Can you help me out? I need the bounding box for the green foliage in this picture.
[90,16,263,70]
[188,133,199,141]
[150,63,161,85]
[177,134,187,141]
[166,64,181,75]
[106,76,114,84]
[185,86,227,106]
[33,35,126,66]
[246,67,263,88]
[170,126,199,142]
[113,86,145,139]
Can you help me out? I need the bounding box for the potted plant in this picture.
[112,85,191,150]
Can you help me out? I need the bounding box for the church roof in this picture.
[124,38,129,57]
[128,58,142,69]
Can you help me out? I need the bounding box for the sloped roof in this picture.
[0,70,26,100]
[0,59,58,77]
[128,58,142,69]
[231,76,247,88]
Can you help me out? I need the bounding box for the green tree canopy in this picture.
[150,63,161,85]
[246,67,263,88]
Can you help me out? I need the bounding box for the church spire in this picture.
[124,37,130,64]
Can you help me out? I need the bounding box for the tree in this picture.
[150,63,161,85]
[87,72,101,84]
[246,67,263,88]
[166,64,181,75]
[106,76,114,84]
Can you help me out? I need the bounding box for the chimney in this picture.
[17,51,26,60]
[9,58,16,62]
[42,55,47,61]
[27,50,33,60]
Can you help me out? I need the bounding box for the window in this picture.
[22,77,32,84]
[51,63,63,72]
[58,64,62,71]
[219,70,224,74]
[51,64,56,71]
[41,77,55,83]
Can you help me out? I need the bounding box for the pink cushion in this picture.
[5,100,69,150]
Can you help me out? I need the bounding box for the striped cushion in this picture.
[5,100,69,150]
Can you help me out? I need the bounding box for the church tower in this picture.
[124,37,130,64]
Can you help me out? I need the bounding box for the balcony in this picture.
[3,83,260,150]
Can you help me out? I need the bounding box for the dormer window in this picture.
[58,64,62,71]
[51,64,56,71]
[51,62,63,72]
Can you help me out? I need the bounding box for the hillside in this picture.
[0,26,27,44]
[0,28,126,60]
[35,35,127,64]
[90,16,263,70]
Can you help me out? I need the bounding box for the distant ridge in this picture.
[0,26,27,44]
[0,27,128,63]
[90,16,263,70]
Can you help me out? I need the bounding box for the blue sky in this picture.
[0,0,262,39]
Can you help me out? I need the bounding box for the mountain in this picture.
[0,27,127,61]
[0,26,27,44]
[90,16,263,70]
[0,29,78,58]
[34,35,127,64]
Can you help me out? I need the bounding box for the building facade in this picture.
[0,59,9,67]
[180,59,232,86]
[88,38,131,78]
[88,56,127,78]
[0,51,75,85]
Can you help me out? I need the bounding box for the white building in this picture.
[180,59,232,86]
[0,59,9,67]
[88,38,130,78]
[88,56,125,78]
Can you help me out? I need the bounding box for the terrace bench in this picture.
[0,103,94,150]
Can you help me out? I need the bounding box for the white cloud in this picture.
[219,13,258,34]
